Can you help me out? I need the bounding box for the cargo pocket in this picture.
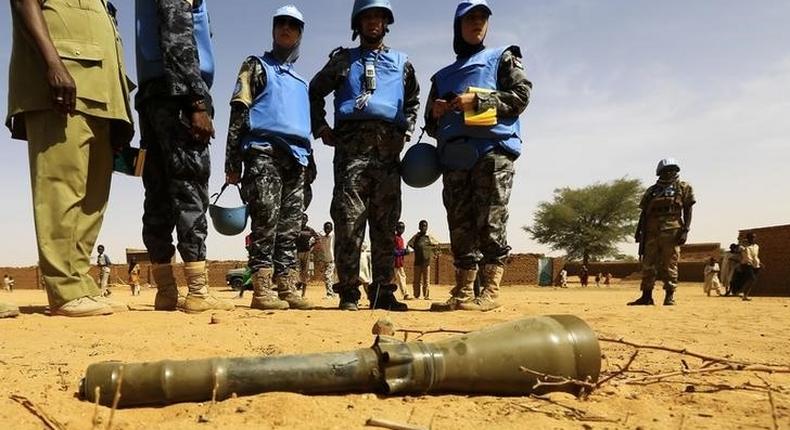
[53,39,108,104]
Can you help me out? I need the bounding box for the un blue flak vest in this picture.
[242,55,312,166]
[433,46,522,162]
[334,48,407,129]
[136,0,215,88]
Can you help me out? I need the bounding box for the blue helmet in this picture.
[400,143,442,188]
[655,158,680,176]
[351,0,394,30]
[455,0,492,20]
[274,4,304,25]
[208,185,248,236]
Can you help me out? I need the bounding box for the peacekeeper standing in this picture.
[425,0,532,312]
[629,158,695,306]
[136,0,233,313]
[224,5,314,311]
[7,0,134,316]
[309,0,419,311]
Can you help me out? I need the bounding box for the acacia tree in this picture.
[524,178,643,264]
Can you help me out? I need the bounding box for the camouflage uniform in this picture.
[638,180,695,293]
[225,57,308,277]
[309,47,419,306]
[304,153,317,211]
[424,50,531,271]
[137,0,212,264]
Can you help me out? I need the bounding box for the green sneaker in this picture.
[52,297,112,317]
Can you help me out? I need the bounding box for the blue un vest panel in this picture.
[433,46,522,163]
[135,0,215,88]
[245,54,311,148]
[334,48,407,128]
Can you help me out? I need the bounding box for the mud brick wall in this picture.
[295,252,543,286]
[565,261,708,283]
[679,243,722,262]
[502,254,541,285]
[0,254,577,290]
[565,262,641,279]
[0,266,41,290]
[739,224,790,297]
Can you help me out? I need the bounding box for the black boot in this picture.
[627,289,654,306]
[369,283,408,312]
[663,289,676,306]
[336,284,361,311]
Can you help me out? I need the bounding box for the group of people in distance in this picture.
[704,233,761,301]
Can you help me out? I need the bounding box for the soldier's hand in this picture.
[226,171,241,185]
[432,99,451,119]
[319,127,336,147]
[190,110,214,143]
[450,93,477,112]
[48,61,77,114]
[677,230,689,245]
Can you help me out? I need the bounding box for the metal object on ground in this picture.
[80,315,600,407]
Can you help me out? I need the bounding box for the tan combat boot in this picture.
[275,270,313,310]
[468,264,503,312]
[430,267,477,311]
[250,268,289,310]
[152,263,183,311]
[179,261,235,314]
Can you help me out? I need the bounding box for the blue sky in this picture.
[1,0,789,265]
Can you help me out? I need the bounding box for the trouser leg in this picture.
[242,151,282,272]
[422,265,431,298]
[26,110,111,308]
[412,265,424,298]
[140,100,210,264]
[330,151,368,300]
[368,159,401,287]
[272,157,305,277]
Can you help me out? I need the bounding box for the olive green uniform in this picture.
[6,0,134,309]
[638,181,695,292]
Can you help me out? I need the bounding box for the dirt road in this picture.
[1,281,788,429]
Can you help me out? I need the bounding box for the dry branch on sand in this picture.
[597,337,790,386]
[9,394,65,430]
[395,328,470,341]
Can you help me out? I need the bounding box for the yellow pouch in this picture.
[464,87,497,126]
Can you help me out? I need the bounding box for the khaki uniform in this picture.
[638,181,695,292]
[6,0,134,308]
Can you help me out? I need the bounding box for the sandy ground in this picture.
[1,281,788,430]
